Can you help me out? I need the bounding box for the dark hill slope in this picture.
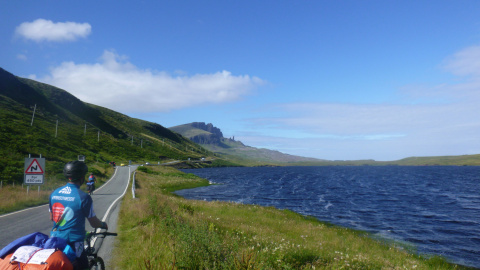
[0,68,64,117]
[20,78,125,137]
[0,68,211,183]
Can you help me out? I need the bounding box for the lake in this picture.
[175,166,480,268]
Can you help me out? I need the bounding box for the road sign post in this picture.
[24,157,45,185]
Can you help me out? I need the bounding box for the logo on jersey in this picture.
[52,203,73,226]
[59,186,72,194]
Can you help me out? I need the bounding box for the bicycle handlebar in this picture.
[89,231,117,236]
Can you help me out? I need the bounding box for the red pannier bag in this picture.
[0,247,73,270]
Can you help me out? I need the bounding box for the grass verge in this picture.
[113,165,474,269]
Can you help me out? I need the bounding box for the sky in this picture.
[2,1,480,161]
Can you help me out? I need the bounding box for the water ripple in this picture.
[176,166,480,268]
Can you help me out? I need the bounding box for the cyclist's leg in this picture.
[69,241,88,269]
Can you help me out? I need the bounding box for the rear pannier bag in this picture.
[0,248,73,270]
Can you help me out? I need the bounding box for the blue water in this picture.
[175,166,480,268]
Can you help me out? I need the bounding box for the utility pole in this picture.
[98,130,100,142]
[84,123,87,136]
[55,120,58,138]
[30,104,36,126]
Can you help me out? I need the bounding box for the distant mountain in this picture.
[170,122,324,164]
[170,122,480,166]
[170,122,226,145]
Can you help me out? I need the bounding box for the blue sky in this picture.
[2,1,480,161]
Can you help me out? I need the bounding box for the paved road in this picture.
[0,165,134,267]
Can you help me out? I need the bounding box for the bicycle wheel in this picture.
[89,257,105,270]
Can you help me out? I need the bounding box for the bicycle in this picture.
[86,184,95,195]
[84,230,117,270]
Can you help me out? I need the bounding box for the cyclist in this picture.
[49,161,108,269]
[86,172,96,195]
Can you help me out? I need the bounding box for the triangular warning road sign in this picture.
[25,159,44,174]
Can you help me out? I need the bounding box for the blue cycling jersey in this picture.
[87,175,95,186]
[49,183,96,243]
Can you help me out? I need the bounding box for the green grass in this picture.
[113,166,474,269]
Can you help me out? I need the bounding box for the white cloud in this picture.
[17,54,27,61]
[273,102,468,135]
[238,100,480,161]
[39,50,264,112]
[443,45,480,77]
[236,44,480,161]
[33,43,480,161]
[15,19,91,42]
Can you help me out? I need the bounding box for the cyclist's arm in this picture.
[83,194,107,229]
[87,216,108,230]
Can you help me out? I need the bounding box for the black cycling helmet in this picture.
[63,161,88,181]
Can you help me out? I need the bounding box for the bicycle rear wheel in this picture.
[89,257,105,270]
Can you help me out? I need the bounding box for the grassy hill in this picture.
[169,123,212,138]
[0,67,230,185]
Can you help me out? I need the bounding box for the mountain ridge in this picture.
[170,122,324,164]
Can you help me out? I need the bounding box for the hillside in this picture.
[0,68,224,184]
[170,122,325,165]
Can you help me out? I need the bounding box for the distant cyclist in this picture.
[86,172,96,195]
[49,161,108,269]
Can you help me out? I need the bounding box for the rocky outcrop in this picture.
[187,122,224,145]
[191,122,223,138]
[190,133,222,145]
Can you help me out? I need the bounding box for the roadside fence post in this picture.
[132,171,136,199]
